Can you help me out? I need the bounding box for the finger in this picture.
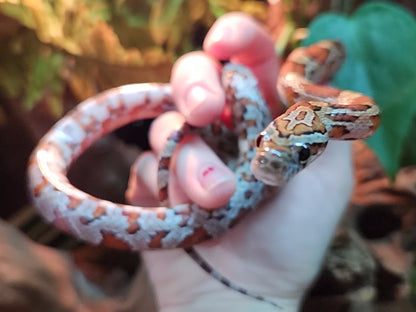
[125,151,190,206]
[150,112,236,209]
[171,51,224,127]
[204,12,282,116]
[125,151,160,206]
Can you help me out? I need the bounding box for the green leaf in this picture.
[117,4,149,28]
[208,0,229,18]
[149,0,186,45]
[303,1,416,177]
[24,52,64,113]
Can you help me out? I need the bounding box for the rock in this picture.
[0,220,156,312]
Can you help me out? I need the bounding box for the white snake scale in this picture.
[28,40,380,307]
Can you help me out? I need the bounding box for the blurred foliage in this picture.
[0,0,267,115]
[302,1,416,178]
[0,0,414,179]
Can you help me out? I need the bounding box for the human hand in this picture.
[126,12,353,311]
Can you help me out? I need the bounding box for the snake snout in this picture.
[250,148,296,186]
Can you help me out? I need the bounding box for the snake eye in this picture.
[298,146,311,163]
[255,132,266,148]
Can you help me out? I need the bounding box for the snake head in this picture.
[250,125,328,186]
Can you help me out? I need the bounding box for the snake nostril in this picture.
[258,156,267,165]
[271,161,280,170]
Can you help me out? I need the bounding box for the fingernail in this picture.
[198,164,235,192]
[209,25,234,44]
[185,85,209,114]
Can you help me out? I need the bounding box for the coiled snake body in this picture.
[28,40,380,307]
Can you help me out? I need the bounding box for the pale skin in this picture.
[126,12,353,312]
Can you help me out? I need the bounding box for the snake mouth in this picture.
[250,148,299,186]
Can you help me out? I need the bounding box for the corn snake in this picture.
[28,40,380,307]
